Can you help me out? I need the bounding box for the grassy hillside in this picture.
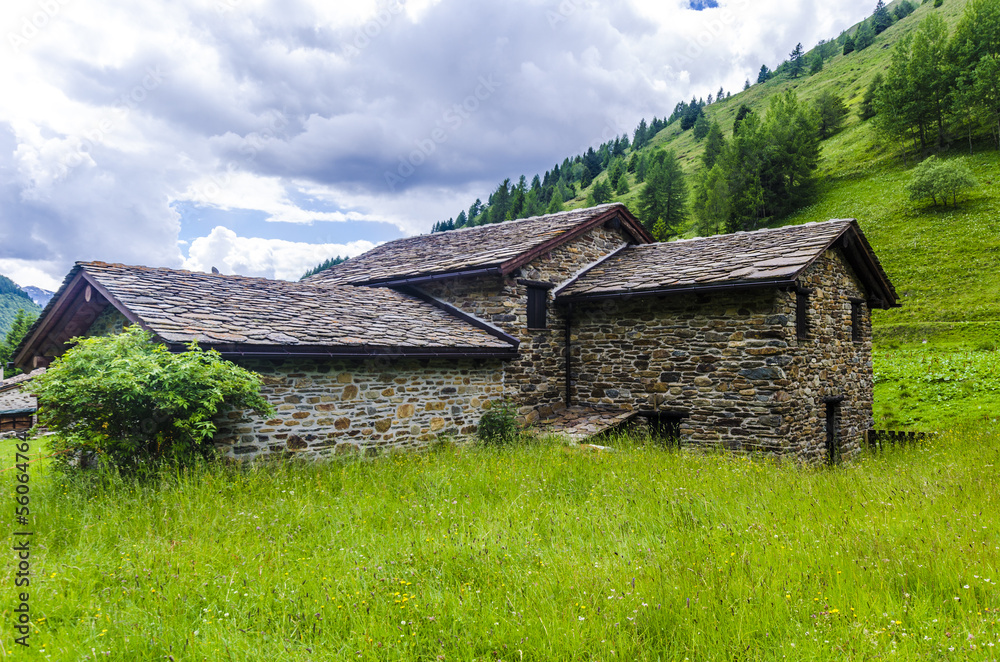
[9,431,999,659]
[555,0,999,430]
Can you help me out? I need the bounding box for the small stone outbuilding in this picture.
[14,203,898,462]
[0,370,44,438]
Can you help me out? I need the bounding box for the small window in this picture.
[527,286,548,329]
[851,300,864,343]
[796,291,809,340]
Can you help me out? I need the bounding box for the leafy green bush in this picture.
[32,326,274,471]
[475,400,519,446]
[906,155,978,207]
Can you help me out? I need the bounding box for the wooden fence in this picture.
[864,429,931,451]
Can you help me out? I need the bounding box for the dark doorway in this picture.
[825,399,843,465]
[639,411,687,447]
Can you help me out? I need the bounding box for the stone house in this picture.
[13,203,898,462]
[0,370,44,437]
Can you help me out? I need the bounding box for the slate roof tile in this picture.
[78,262,514,352]
[305,203,644,286]
[558,219,893,300]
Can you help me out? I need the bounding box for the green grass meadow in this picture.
[2,431,999,660]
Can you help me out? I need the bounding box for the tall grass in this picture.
[3,430,999,660]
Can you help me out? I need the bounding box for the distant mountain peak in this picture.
[20,286,54,308]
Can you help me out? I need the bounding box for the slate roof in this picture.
[558,219,898,307]
[34,262,518,357]
[0,369,45,394]
[306,203,651,286]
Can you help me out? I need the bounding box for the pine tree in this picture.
[693,113,711,140]
[873,0,893,35]
[592,179,613,204]
[636,154,649,183]
[810,51,824,75]
[488,178,512,223]
[681,97,703,131]
[950,0,1000,71]
[859,73,884,121]
[815,91,849,138]
[733,105,753,136]
[744,79,751,91]
[0,308,38,372]
[973,54,1000,148]
[702,121,726,170]
[607,157,626,189]
[854,21,875,50]
[894,0,916,20]
[694,163,731,237]
[615,174,630,196]
[639,150,687,237]
[546,190,565,214]
[843,33,856,55]
[651,217,669,242]
[788,43,806,78]
[757,65,771,84]
[633,118,649,149]
[909,14,952,148]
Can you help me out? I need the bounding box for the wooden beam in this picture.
[37,290,104,357]
[13,271,85,368]
[80,272,152,332]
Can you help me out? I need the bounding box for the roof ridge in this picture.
[77,261,373,290]
[632,218,856,247]
[393,202,626,240]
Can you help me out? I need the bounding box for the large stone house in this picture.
[13,203,898,463]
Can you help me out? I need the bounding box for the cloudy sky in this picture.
[0,0,875,290]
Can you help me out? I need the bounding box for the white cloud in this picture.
[181,225,376,281]
[181,171,386,225]
[0,259,62,291]
[0,0,879,287]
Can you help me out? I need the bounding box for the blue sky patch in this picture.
[173,201,404,247]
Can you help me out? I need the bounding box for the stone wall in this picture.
[784,250,873,463]
[86,306,129,337]
[214,357,505,460]
[566,247,873,463]
[421,222,632,418]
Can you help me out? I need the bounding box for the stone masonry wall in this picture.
[568,247,873,462]
[85,306,129,337]
[784,250,873,463]
[214,357,505,460]
[421,222,632,419]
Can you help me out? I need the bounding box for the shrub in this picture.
[906,156,978,207]
[476,400,519,446]
[32,326,274,471]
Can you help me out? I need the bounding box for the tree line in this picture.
[429,85,734,235]
[753,0,918,89]
[868,0,1000,154]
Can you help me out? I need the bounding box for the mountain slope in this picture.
[0,275,41,339]
[21,286,54,308]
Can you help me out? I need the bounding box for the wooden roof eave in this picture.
[788,221,899,309]
[13,266,159,370]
